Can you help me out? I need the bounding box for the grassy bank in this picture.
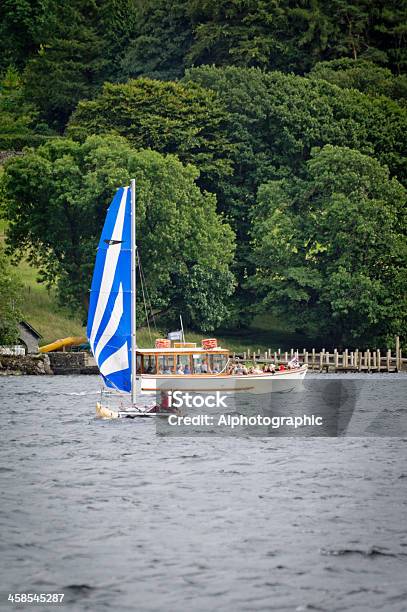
[1,220,85,345]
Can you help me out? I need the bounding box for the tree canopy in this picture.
[1,135,235,331]
[249,146,407,346]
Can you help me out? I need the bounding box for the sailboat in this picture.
[87,180,307,419]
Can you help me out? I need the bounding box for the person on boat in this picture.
[288,357,300,369]
[201,359,209,373]
[279,364,286,371]
[269,362,276,373]
[227,363,236,375]
[184,364,191,375]
[235,364,243,376]
[176,364,184,374]
[263,364,269,373]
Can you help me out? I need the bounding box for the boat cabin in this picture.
[136,342,229,375]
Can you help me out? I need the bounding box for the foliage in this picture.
[120,0,193,81]
[119,0,406,78]
[23,7,107,130]
[249,146,407,346]
[68,77,235,194]
[184,65,406,273]
[0,0,56,71]
[309,59,407,102]
[0,247,23,344]
[0,66,53,150]
[170,264,236,332]
[1,135,235,331]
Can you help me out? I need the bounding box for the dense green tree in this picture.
[121,0,193,80]
[68,77,235,194]
[185,0,407,75]
[21,0,139,130]
[249,146,407,345]
[23,6,107,130]
[0,247,23,345]
[185,65,406,245]
[0,67,53,150]
[309,59,407,102]
[0,0,57,71]
[1,135,235,330]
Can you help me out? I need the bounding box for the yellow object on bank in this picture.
[39,336,87,353]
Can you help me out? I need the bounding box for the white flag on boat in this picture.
[168,330,182,341]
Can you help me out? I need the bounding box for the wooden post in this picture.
[373,351,377,369]
[290,348,294,358]
[334,349,339,370]
[326,351,330,371]
[386,349,391,372]
[357,349,362,372]
[304,351,308,365]
[278,348,281,358]
[350,351,354,367]
[396,335,400,371]
[274,351,277,363]
[367,349,371,372]
[344,349,348,368]
[284,351,288,363]
[319,350,323,372]
[243,351,247,360]
[377,349,381,372]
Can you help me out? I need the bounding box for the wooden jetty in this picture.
[231,336,405,373]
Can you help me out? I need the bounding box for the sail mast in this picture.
[130,178,137,404]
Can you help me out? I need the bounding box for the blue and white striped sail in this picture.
[87,187,132,392]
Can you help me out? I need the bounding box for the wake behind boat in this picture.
[87,180,307,418]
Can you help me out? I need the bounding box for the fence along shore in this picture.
[232,336,405,373]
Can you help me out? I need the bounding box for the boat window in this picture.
[209,354,228,374]
[136,355,142,374]
[143,355,156,374]
[176,354,191,374]
[158,354,175,374]
[192,354,211,374]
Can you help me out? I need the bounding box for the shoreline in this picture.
[0,353,405,376]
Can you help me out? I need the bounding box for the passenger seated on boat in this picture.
[253,366,263,374]
[235,364,243,376]
[163,367,172,374]
[201,360,209,373]
[184,364,191,375]
[288,357,299,369]
[176,364,184,374]
[279,364,286,371]
[269,363,276,373]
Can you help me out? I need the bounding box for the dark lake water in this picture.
[1,374,407,611]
